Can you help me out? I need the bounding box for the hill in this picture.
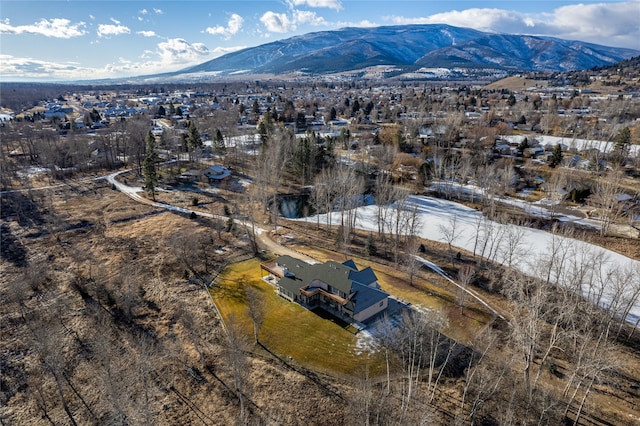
[170,24,638,80]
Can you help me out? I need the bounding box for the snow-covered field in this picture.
[503,134,640,157]
[428,181,604,231]
[300,195,640,324]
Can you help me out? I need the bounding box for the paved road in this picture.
[106,169,318,264]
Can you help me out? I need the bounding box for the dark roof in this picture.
[272,256,310,295]
[351,282,388,314]
[273,256,388,312]
[342,259,357,269]
[348,266,378,288]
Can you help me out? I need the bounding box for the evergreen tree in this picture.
[257,121,269,145]
[517,137,529,156]
[351,99,360,117]
[365,234,377,257]
[329,106,337,121]
[549,143,563,168]
[612,127,631,165]
[186,121,203,151]
[143,131,159,200]
[214,129,226,154]
[257,112,274,145]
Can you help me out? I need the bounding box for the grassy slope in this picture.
[211,258,385,376]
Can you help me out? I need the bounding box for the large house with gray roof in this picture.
[261,255,389,324]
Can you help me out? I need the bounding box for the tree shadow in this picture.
[0,223,28,267]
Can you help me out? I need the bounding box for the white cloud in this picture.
[293,10,327,26]
[205,13,244,39]
[545,1,640,45]
[110,18,121,25]
[89,15,95,21]
[260,9,328,33]
[0,54,93,80]
[137,30,156,37]
[260,11,295,33]
[0,37,221,80]
[0,18,86,38]
[212,45,247,55]
[289,0,342,10]
[388,1,640,49]
[388,9,526,33]
[156,38,210,65]
[140,9,148,15]
[153,8,164,15]
[97,23,131,38]
[337,19,378,28]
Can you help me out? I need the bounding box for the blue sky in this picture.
[1,0,638,81]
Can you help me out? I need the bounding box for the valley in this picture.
[1,59,640,425]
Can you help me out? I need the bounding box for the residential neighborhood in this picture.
[1,62,640,426]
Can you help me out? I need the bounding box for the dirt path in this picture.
[107,169,319,264]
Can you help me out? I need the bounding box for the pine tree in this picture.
[517,137,529,156]
[214,129,226,154]
[612,127,631,166]
[186,121,203,161]
[365,234,377,257]
[549,143,563,168]
[143,131,159,200]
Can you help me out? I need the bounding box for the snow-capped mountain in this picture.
[170,24,637,79]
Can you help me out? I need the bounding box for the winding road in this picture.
[105,168,508,322]
[105,169,318,264]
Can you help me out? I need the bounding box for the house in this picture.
[178,170,201,182]
[261,256,389,324]
[177,165,231,183]
[203,165,231,182]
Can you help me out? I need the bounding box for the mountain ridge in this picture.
[172,24,638,79]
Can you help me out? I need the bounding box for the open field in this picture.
[211,257,385,376]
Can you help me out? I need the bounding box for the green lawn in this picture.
[210,258,385,376]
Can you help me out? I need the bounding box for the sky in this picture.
[1,0,639,82]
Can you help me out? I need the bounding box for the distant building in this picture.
[203,165,231,182]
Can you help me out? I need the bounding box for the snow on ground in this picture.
[428,181,603,231]
[299,195,640,324]
[503,134,640,157]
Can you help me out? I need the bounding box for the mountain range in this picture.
[157,24,639,81]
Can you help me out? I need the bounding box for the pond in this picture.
[277,193,375,219]
[279,194,314,218]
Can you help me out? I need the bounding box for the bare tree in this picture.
[438,214,459,268]
[223,314,250,422]
[374,172,397,255]
[502,271,547,401]
[403,239,423,287]
[28,309,80,426]
[456,265,475,315]
[498,217,528,269]
[588,168,628,236]
[245,285,265,344]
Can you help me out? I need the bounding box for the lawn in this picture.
[210,257,385,376]
[288,245,493,344]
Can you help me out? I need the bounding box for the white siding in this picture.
[353,297,388,323]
